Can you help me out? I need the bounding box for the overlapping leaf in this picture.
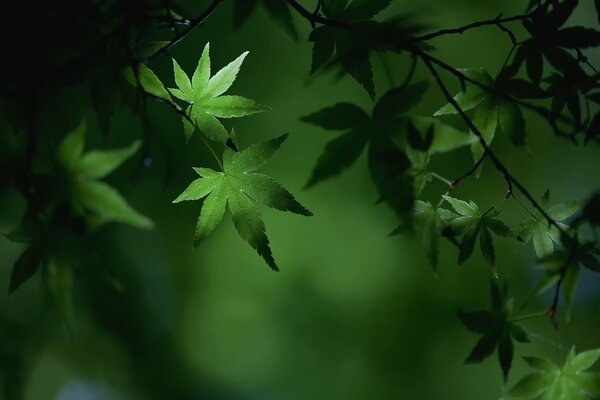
[507,348,600,399]
[302,82,435,215]
[509,0,598,125]
[434,69,527,174]
[459,281,530,381]
[169,43,270,143]
[410,200,456,269]
[443,196,514,269]
[535,239,599,314]
[309,0,424,98]
[518,191,584,258]
[173,134,311,270]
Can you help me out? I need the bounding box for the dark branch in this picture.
[414,13,530,42]
[418,50,570,234]
[147,0,224,61]
[285,0,351,29]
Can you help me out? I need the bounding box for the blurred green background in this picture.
[1,0,599,399]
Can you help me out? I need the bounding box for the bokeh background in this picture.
[1,0,599,399]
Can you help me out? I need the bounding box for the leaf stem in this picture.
[509,310,548,323]
[430,172,453,186]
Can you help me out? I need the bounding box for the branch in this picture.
[415,13,530,42]
[451,154,486,188]
[285,0,351,29]
[422,52,580,135]
[418,50,569,235]
[147,0,224,61]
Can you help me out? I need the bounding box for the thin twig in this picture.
[418,50,569,236]
[285,0,351,29]
[414,13,530,42]
[147,0,224,61]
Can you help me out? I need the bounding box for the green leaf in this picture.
[76,140,140,178]
[373,82,429,121]
[341,0,391,20]
[45,256,75,335]
[198,95,270,118]
[457,310,496,333]
[443,195,479,217]
[459,282,529,381]
[190,105,229,143]
[413,201,454,269]
[310,27,335,74]
[58,119,86,169]
[470,99,498,167]
[204,51,249,99]
[301,103,369,130]
[172,46,268,143]
[465,331,500,364]
[486,218,514,238]
[479,224,496,265]
[508,348,600,399]
[306,129,368,187]
[173,58,193,100]
[76,181,154,229]
[175,134,310,269]
[192,43,211,92]
[228,185,277,270]
[9,244,43,294]
[173,175,220,203]
[124,63,172,102]
[195,180,227,246]
[57,122,152,230]
[263,0,298,39]
[519,198,584,258]
[498,100,526,147]
[434,69,493,116]
[459,221,481,264]
[238,173,312,216]
[508,373,556,398]
[547,200,584,221]
[498,331,514,381]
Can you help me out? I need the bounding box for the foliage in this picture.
[459,282,529,381]
[1,0,599,397]
[507,348,600,399]
[173,134,311,270]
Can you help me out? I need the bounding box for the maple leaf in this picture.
[507,348,600,399]
[173,133,311,270]
[459,281,530,381]
[170,43,270,143]
[58,120,153,230]
[518,190,584,258]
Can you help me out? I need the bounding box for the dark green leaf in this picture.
[9,245,43,294]
[301,103,369,130]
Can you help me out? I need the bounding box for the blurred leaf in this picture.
[508,348,600,399]
[9,244,43,294]
[45,256,75,335]
[459,281,529,381]
[57,121,152,229]
[124,63,172,102]
[233,0,297,39]
[413,201,456,269]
